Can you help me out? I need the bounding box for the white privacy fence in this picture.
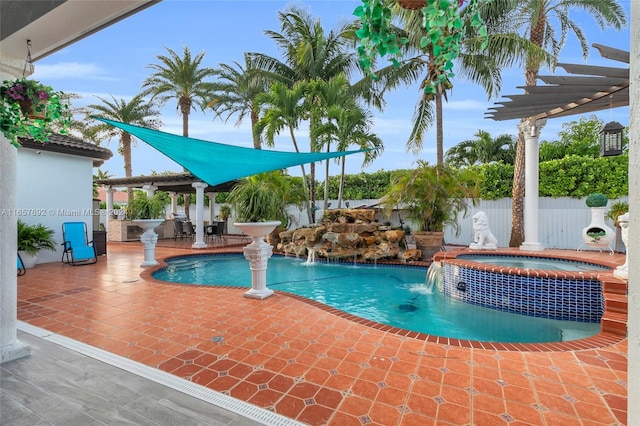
[116,197,626,251]
[282,197,627,251]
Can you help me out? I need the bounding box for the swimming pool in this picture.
[152,254,600,343]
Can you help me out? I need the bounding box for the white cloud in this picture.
[32,62,115,81]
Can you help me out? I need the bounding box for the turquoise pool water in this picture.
[456,254,610,271]
[153,254,600,343]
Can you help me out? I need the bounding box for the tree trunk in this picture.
[122,133,134,205]
[435,87,444,166]
[180,96,191,219]
[509,129,526,246]
[251,107,261,149]
[323,144,330,212]
[509,10,545,247]
[310,162,317,223]
[337,157,345,208]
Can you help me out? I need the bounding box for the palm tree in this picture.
[255,81,314,221]
[370,0,550,165]
[251,6,362,222]
[84,94,161,204]
[445,130,516,167]
[209,53,269,149]
[310,76,383,208]
[506,0,626,247]
[141,45,217,218]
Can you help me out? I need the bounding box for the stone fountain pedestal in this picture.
[235,221,281,299]
[133,219,165,267]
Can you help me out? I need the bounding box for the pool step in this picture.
[600,275,628,336]
[604,293,628,314]
[601,311,627,336]
[602,279,627,295]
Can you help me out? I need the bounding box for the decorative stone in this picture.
[398,249,422,263]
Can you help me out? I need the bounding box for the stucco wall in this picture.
[17,148,94,264]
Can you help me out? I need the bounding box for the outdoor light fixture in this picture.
[599,121,624,157]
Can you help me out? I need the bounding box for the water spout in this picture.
[424,261,442,294]
[305,247,316,264]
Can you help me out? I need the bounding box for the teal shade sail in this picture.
[96,117,366,186]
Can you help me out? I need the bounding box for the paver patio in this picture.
[13,240,628,425]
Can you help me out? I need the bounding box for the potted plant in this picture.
[382,161,480,260]
[228,170,305,244]
[228,171,305,299]
[128,191,166,220]
[581,193,614,249]
[1,78,71,147]
[17,219,56,268]
[128,191,166,267]
[218,204,231,234]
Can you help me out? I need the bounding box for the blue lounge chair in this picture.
[61,222,97,266]
[17,252,26,276]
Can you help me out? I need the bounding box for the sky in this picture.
[32,0,632,180]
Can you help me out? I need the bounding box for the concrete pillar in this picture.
[518,118,546,252]
[628,2,639,422]
[208,192,218,223]
[168,192,178,218]
[0,57,31,363]
[142,184,157,197]
[192,182,208,248]
[104,187,115,236]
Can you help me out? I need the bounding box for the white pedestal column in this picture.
[192,182,208,248]
[1,135,30,363]
[628,4,639,422]
[518,119,546,252]
[133,219,165,267]
[208,192,217,222]
[235,221,280,299]
[1,60,31,363]
[104,186,115,236]
[168,192,178,218]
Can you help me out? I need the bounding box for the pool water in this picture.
[456,254,609,271]
[153,254,600,343]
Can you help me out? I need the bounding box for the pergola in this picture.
[95,172,238,247]
[484,43,629,251]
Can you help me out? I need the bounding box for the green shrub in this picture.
[585,193,608,207]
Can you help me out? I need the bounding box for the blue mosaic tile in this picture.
[442,263,603,322]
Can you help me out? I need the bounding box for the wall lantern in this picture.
[599,121,624,157]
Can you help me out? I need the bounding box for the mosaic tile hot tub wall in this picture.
[442,263,604,322]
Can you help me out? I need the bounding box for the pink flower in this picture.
[6,84,26,100]
[37,90,49,101]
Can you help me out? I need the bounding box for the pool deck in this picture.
[10,239,628,425]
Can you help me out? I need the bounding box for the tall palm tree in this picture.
[251,6,362,221]
[142,45,217,218]
[445,130,516,167]
[84,94,161,204]
[208,53,269,149]
[254,81,314,222]
[507,0,626,247]
[309,75,383,208]
[371,0,550,165]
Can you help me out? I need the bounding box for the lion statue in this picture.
[469,211,497,250]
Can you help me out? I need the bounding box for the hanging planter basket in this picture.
[397,0,426,10]
[18,98,47,120]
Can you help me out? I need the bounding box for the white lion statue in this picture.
[469,211,498,250]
